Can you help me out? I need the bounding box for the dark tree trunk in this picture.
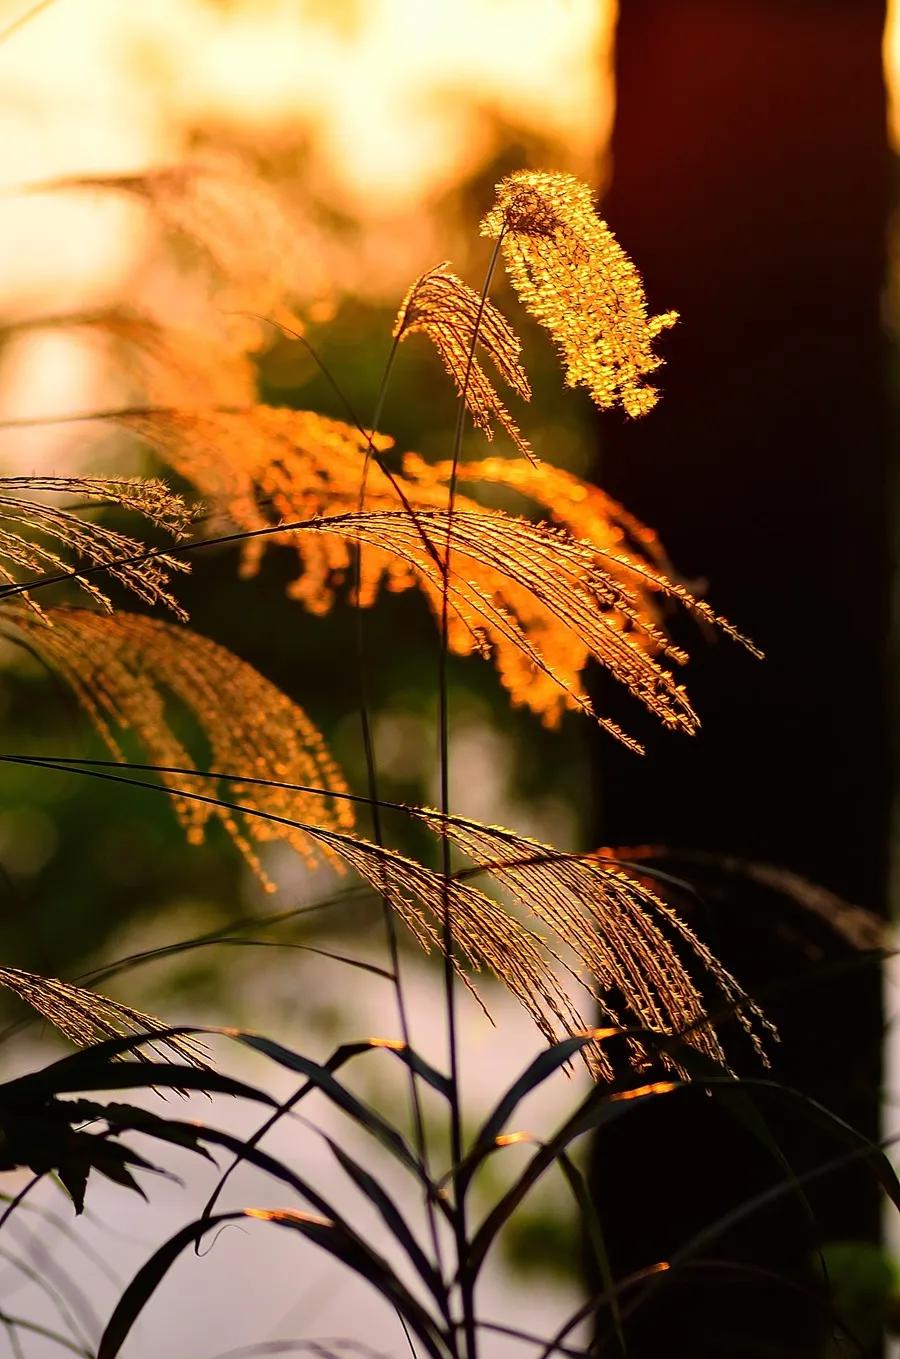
[589,3,890,1354]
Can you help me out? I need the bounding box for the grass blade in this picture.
[98,1210,450,1359]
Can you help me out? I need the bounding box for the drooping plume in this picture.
[0,475,192,619]
[404,452,673,574]
[296,506,755,749]
[290,811,772,1075]
[0,966,207,1066]
[122,406,756,738]
[481,171,678,417]
[118,407,402,612]
[394,263,535,462]
[296,822,591,1062]
[6,608,354,887]
[419,812,773,1073]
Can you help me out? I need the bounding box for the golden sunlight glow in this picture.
[125,0,616,209]
[0,0,614,271]
[885,0,900,149]
[0,0,614,460]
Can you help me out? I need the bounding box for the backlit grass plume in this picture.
[0,475,192,619]
[6,608,354,887]
[118,407,403,612]
[298,505,758,748]
[0,145,799,1359]
[404,452,672,574]
[176,810,766,1076]
[0,163,768,1085]
[393,263,535,462]
[122,407,755,737]
[481,170,678,417]
[296,800,771,1075]
[0,967,206,1066]
[421,813,772,1071]
[297,823,591,1062]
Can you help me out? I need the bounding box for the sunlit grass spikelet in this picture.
[119,406,757,737]
[7,608,354,887]
[393,263,535,462]
[119,407,401,611]
[419,813,773,1071]
[297,823,590,1057]
[0,966,207,1066]
[0,475,192,619]
[293,811,771,1076]
[481,171,678,417]
[301,507,702,748]
[404,454,762,654]
[404,453,672,573]
[0,148,773,1159]
[121,409,438,608]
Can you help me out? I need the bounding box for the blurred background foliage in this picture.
[0,13,620,1333]
[0,0,611,1015]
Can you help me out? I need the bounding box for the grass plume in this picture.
[481,171,678,417]
[6,608,353,888]
[394,262,535,462]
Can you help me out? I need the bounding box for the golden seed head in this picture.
[481,170,678,418]
[10,607,354,887]
[394,262,535,462]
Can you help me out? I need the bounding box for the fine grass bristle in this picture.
[0,966,207,1067]
[0,475,192,620]
[394,262,535,463]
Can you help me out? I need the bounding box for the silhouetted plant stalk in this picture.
[433,228,506,1359]
[357,324,448,1295]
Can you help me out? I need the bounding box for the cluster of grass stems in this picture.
[0,33,893,1355]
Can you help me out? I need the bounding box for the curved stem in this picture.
[439,229,506,1359]
[354,333,450,1306]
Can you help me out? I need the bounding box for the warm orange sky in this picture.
[0,0,613,294]
[0,0,614,464]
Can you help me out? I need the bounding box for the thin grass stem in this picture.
[353,332,450,1301]
[0,0,61,46]
[438,228,505,1359]
[248,312,450,1303]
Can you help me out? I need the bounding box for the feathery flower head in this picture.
[481,170,678,418]
[0,967,207,1066]
[8,608,354,888]
[394,262,535,462]
[122,406,756,739]
[0,475,192,620]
